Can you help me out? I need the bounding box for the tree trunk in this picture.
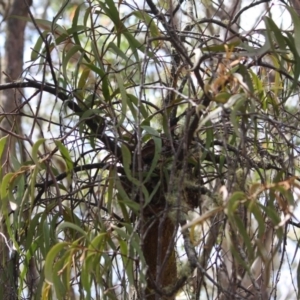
[0,0,32,298]
[143,213,177,300]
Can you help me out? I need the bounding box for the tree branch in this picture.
[0,79,122,158]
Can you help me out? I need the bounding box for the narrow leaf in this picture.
[44,242,68,284]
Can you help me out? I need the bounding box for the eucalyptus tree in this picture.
[0,0,33,299]
[1,0,300,299]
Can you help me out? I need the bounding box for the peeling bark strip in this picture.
[143,215,177,300]
[0,1,32,299]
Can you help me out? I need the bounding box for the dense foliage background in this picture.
[2,0,300,299]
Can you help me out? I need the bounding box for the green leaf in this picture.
[286,6,300,58]
[237,64,254,94]
[145,179,161,207]
[81,263,92,298]
[141,126,162,182]
[248,202,265,238]
[31,31,48,61]
[31,138,46,166]
[90,40,105,69]
[56,221,88,238]
[54,141,74,181]
[240,31,271,56]
[119,144,150,205]
[108,42,134,64]
[14,17,67,35]
[98,0,153,61]
[226,191,246,216]
[71,5,91,64]
[71,3,82,41]
[88,233,107,251]
[118,199,140,211]
[231,214,254,261]
[250,69,263,95]
[230,95,246,137]
[121,143,132,176]
[127,94,148,119]
[42,220,50,258]
[132,11,161,47]
[44,242,68,284]
[199,120,213,162]
[52,254,68,298]
[52,0,69,32]
[285,32,300,93]
[1,173,14,200]
[62,44,82,78]
[24,213,42,250]
[0,135,7,158]
[113,227,135,285]
[259,203,281,229]
[123,31,144,62]
[115,73,128,126]
[97,0,121,46]
[100,0,120,27]
[201,41,241,52]
[264,16,286,52]
[82,63,110,102]
[114,181,131,221]
[27,164,38,210]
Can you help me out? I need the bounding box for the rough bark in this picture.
[0,0,32,299]
[143,214,177,300]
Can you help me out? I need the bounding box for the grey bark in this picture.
[0,0,34,299]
